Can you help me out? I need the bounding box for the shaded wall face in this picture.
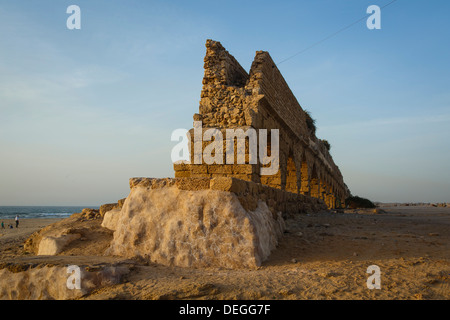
[247,51,309,141]
[285,156,298,194]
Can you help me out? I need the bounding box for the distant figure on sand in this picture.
[1,221,4,229]
[15,215,19,228]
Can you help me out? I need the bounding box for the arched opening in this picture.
[310,164,320,199]
[320,176,328,201]
[300,154,310,196]
[286,153,298,194]
[328,183,336,209]
[259,131,282,190]
[325,183,334,208]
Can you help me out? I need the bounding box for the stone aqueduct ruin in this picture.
[174,40,350,209]
[8,40,353,279]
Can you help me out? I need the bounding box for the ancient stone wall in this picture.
[175,40,349,208]
[128,177,327,216]
[103,177,326,268]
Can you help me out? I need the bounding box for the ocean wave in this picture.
[0,206,95,219]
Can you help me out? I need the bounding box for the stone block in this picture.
[210,177,248,194]
[175,178,210,191]
[173,163,190,172]
[191,165,208,174]
[232,164,256,174]
[207,164,233,174]
[117,198,127,208]
[106,183,285,269]
[174,170,191,178]
[99,203,118,218]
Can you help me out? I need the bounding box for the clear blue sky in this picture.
[0,0,449,205]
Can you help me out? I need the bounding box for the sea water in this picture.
[0,206,97,219]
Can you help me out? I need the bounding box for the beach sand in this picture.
[0,206,448,300]
[0,218,63,261]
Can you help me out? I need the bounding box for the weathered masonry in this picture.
[174,40,350,209]
[13,40,354,275]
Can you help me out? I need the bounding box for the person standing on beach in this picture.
[15,215,19,228]
[1,221,4,229]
